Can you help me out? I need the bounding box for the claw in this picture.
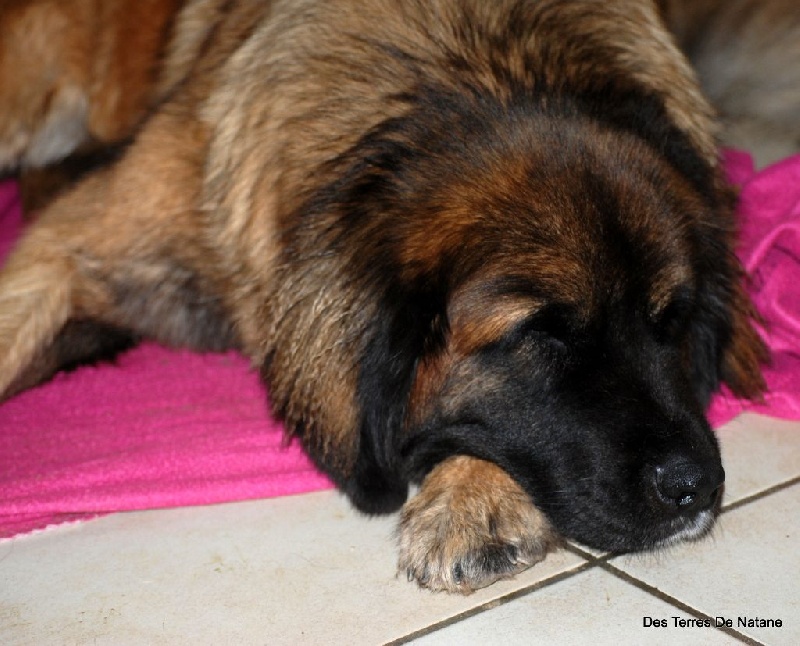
[452,562,464,584]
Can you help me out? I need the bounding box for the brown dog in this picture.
[0,0,184,210]
[1,0,792,593]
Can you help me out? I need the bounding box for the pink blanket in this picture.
[1,150,799,538]
[707,151,800,425]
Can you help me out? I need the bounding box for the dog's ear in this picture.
[312,118,454,514]
[719,268,768,400]
[689,236,767,407]
[344,282,450,514]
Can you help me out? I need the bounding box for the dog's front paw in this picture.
[397,456,558,593]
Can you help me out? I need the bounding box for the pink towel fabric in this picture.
[707,151,800,425]
[1,150,799,538]
[0,185,332,538]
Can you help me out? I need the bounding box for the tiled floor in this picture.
[1,412,798,645]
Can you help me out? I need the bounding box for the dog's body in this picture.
[0,0,184,209]
[0,0,792,592]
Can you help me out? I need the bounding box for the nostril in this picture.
[653,459,724,512]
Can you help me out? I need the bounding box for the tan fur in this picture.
[0,0,786,593]
[0,0,92,169]
[0,0,183,169]
[398,456,557,593]
[0,0,184,212]
[0,259,73,395]
[0,100,231,396]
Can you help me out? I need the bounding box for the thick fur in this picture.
[0,0,185,209]
[0,0,790,593]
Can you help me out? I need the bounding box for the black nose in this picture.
[652,457,724,513]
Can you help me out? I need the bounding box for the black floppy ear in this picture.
[683,164,768,408]
[344,283,449,514]
[718,269,768,400]
[687,289,730,408]
[688,253,767,409]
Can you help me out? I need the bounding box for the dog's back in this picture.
[1,0,797,183]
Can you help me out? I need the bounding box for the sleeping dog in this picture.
[2,0,797,592]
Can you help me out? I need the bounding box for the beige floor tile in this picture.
[610,484,800,646]
[717,414,800,506]
[0,491,586,646]
[1,414,796,645]
[408,568,744,646]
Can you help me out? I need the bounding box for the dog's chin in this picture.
[651,508,717,550]
[555,504,720,554]
[597,509,718,553]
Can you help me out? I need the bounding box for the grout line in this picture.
[563,543,606,561]
[387,478,799,644]
[598,561,767,646]
[384,559,597,645]
[721,476,800,514]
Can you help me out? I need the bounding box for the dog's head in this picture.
[339,90,766,553]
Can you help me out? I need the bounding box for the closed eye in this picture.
[652,290,695,342]
[501,303,576,351]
